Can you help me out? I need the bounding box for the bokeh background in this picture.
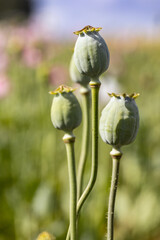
[0,0,160,240]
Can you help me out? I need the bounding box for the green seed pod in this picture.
[99,93,139,149]
[49,85,82,133]
[36,231,56,240]
[73,25,110,79]
[69,54,90,87]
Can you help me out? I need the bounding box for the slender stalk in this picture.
[63,133,77,240]
[77,79,100,214]
[66,79,100,240]
[77,87,90,199]
[107,148,122,240]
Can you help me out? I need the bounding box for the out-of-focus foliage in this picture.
[0,24,160,240]
[0,0,31,19]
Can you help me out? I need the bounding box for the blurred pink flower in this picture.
[22,47,42,68]
[0,51,9,71]
[49,66,68,86]
[10,24,50,49]
[0,74,10,99]
[0,33,6,51]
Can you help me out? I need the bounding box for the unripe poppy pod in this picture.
[99,93,139,148]
[73,25,110,79]
[49,85,82,133]
[69,54,90,87]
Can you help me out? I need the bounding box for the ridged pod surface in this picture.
[73,26,110,78]
[99,93,139,148]
[50,85,82,132]
[69,54,90,87]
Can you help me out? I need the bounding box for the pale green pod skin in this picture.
[51,92,82,132]
[74,31,110,78]
[69,54,90,87]
[99,95,139,148]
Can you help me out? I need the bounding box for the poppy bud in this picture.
[73,25,110,79]
[49,85,82,133]
[99,93,139,149]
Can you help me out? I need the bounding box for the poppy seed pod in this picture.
[99,93,139,149]
[36,231,56,240]
[49,85,82,133]
[73,25,110,79]
[69,54,90,87]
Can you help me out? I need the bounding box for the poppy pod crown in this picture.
[73,25,110,79]
[50,85,82,133]
[99,93,140,149]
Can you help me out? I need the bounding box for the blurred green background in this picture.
[0,25,160,240]
[0,1,160,240]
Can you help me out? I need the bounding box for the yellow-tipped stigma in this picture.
[131,93,140,99]
[73,25,102,35]
[108,93,140,99]
[108,93,118,97]
[49,85,76,95]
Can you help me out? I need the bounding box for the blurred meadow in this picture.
[0,1,160,240]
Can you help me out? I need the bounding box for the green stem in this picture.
[107,148,122,240]
[66,79,100,240]
[63,133,77,240]
[77,87,90,199]
[76,79,100,214]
